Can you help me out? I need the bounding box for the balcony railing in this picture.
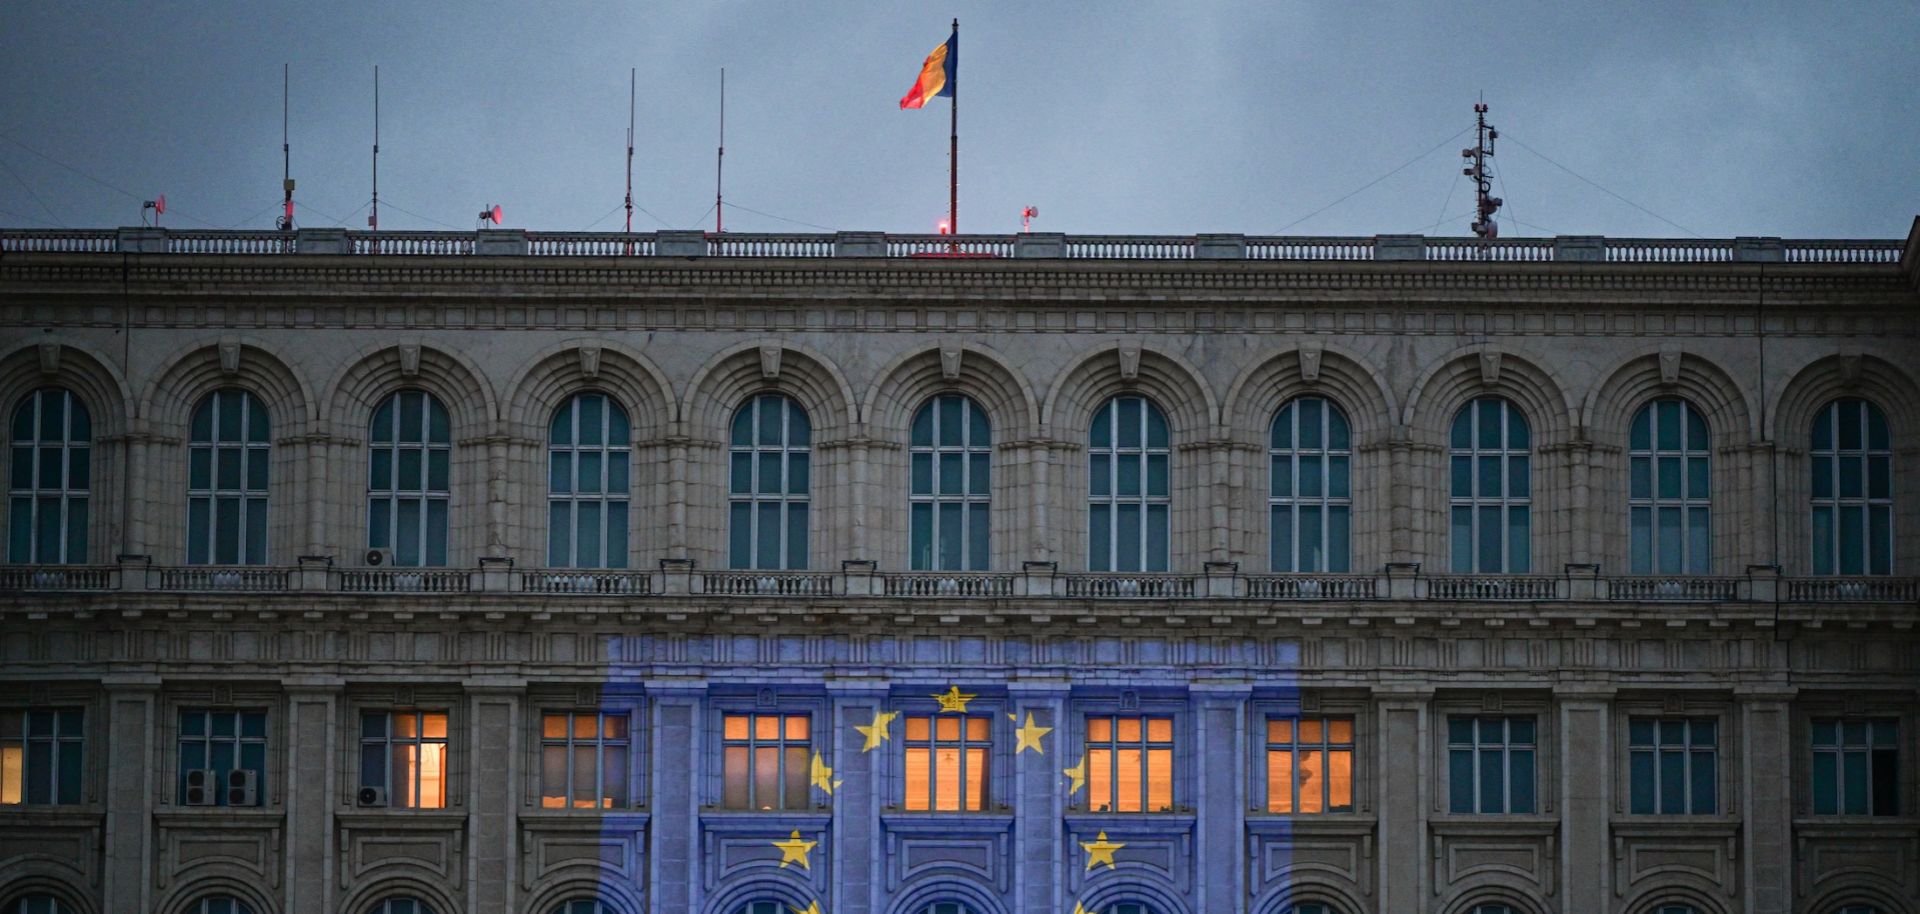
[700,571,835,597]
[1245,574,1379,600]
[1605,576,1741,602]
[10,228,1902,265]
[0,565,117,591]
[1784,577,1920,603]
[1063,574,1199,599]
[152,566,294,592]
[1426,575,1560,601]
[338,568,472,593]
[880,573,1017,598]
[519,569,654,595]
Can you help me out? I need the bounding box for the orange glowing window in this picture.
[903,715,989,811]
[721,712,810,811]
[1266,716,1354,814]
[539,711,631,809]
[1084,714,1173,813]
[3,709,84,805]
[360,709,449,809]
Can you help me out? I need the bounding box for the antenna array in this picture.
[1462,101,1502,239]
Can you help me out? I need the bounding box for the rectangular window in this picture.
[1811,718,1899,816]
[1628,717,1717,814]
[360,709,448,809]
[1084,715,1174,813]
[903,714,990,811]
[721,712,810,810]
[1446,715,1536,814]
[1265,717,1354,814]
[177,709,266,807]
[1,709,83,805]
[539,711,631,809]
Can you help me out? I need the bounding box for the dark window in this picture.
[728,394,811,569]
[1810,398,1894,575]
[1270,396,1352,572]
[1628,398,1711,574]
[1628,717,1717,814]
[909,393,992,571]
[1449,398,1531,573]
[7,388,90,564]
[1446,715,1536,814]
[367,390,452,566]
[177,709,265,807]
[186,388,271,565]
[1811,718,1898,816]
[1089,396,1171,572]
[547,392,631,568]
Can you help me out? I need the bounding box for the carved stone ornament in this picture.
[218,338,242,375]
[1479,350,1503,386]
[1117,342,1142,382]
[578,345,602,379]
[1658,347,1682,386]
[398,343,421,378]
[1298,345,1323,384]
[759,344,783,380]
[1839,352,1863,388]
[940,344,963,381]
[37,342,61,376]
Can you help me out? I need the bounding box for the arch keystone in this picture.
[1479,350,1503,385]
[760,344,783,379]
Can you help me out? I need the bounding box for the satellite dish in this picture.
[477,204,502,225]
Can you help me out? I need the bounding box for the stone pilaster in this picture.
[465,683,523,913]
[1009,681,1069,913]
[1556,689,1613,914]
[282,683,340,914]
[647,683,705,914]
[1192,683,1250,913]
[829,681,887,914]
[1739,690,1796,914]
[100,679,158,914]
[1375,689,1431,913]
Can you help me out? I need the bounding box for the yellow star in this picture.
[1012,711,1052,755]
[1070,904,1090,914]
[1080,830,1125,871]
[931,685,976,713]
[772,830,816,870]
[790,903,824,914]
[809,751,842,794]
[856,710,899,752]
[1063,753,1087,796]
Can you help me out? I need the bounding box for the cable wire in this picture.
[1503,133,1701,237]
[0,131,218,228]
[1273,126,1473,234]
[0,153,68,228]
[721,201,836,232]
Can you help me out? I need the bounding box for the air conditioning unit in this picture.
[183,768,219,806]
[226,769,258,807]
[365,548,395,567]
[357,785,388,807]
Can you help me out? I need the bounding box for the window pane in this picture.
[1271,505,1293,572]
[756,503,780,569]
[1448,749,1473,812]
[1450,506,1472,572]
[1508,507,1530,572]
[1690,749,1716,813]
[785,503,808,569]
[1811,751,1836,814]
[1629,751,1654,814]
[1510,749,1534,812]
[1479,747,1504,813]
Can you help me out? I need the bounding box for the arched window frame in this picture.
[7,894,77,914]
[1449,397,1532,573]
[548,902,615,914]
[368,900,435,914]
[366,389,452,567]
[187,388,271,565]
[909,393,992,571]
[7,388,90,564]
[1269,396,1352,572]
[1088,395,1170,573]
[728,393,811,570]
[1628,397,1711,574]
[546,392,632,568]
[185,899,257,914]
[1810,398,1894,575]
[915,904,981,914]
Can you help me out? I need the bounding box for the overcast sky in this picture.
[1,2,1916,239]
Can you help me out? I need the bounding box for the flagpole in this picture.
[949,18,958,243]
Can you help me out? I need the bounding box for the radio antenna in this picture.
[715,67,725,234]
[277,64,295,231]
[624,67,635,235]
[1461,97,1503,240]
[370,65,380,233]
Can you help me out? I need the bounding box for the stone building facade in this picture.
[1,225,1917,914]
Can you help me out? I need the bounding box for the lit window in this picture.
[360,709,448,809]
[902,714,989,811]
[909,393,992,570]
[1,709,83,805]
[720,712,810,810]
[539,711,630,809]
[1810,398,1893,575]
[1449,398,1531,573]
[177,709,266,807]
[185,900,256,914]
[1810,718,1898,816]
[187,388,271,565]
[1105,905,1161,914]
[727,394,810,569]
[1089,396,1170,572]
[7,388,90,564]
[1085,715,1173,812]
[547,393,631,568]
[916,905,981,914]
[367,390,451,566]
[1629,399,1711,574]
[1446,716,1535,814]
[1265,717,1354,813]
[1270,397,1351,572]
[9,895,78,914]
[1628,718,1717,814]
[368,901,435,914]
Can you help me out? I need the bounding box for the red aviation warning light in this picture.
[937,217,951,235]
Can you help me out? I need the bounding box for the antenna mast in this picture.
[1461,100,1502,239]
[715,68,725,234]
[370,65,380,233]
[278,64,295,231]
[624,68,635,234]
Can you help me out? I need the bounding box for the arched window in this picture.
[367,390,451,566]
[736,904,786,914]
[1833,907,1883,914]
[729,393,810,569]
[8,388,90,564]
[548,392,631,568]
[8,895,76,914]
[1270,396,1351,572]
[1089,395,1170,572]
[1287,906,1336,914]
[549,901,613,914]
[185,899,257,914]
[369,900,435,914]
[1468,907,1516,914]
[1652,906,1702,914]
[1106,905,1161,914]
[1629,398,1710,574]
[910,393,991,570]
[187,388,271,565]
[1449,398,1530,573]
[917,904,980,914]
[1811,398,1893,575]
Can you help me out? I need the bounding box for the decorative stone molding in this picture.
[219,338,242,375]
[1479,351,1503,386]
[1658,346,1682,386]
[1839,351,1863,387]
[1117,342,1141,382]
[37,342,60,375]
[398,343,421,377]
[1298,345,1323,384]
[578,345,602,380]
[759,344,782,380]
[940,345,963,381]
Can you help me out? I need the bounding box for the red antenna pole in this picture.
[370,65,380,235]
[624,68,635,235]
[278,64,296,231]
[1462,99,1503,240]
[715,67,725,234]
[948,18,959,249]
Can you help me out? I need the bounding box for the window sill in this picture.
[1608,815,1741,837]
[1063,810,1196,837]
[1428,814,1559,837]
[699,808,831,833]
[880,810,1014,833]
[154,807,285,827]
[0,806,104,825]
[1244,814,1377,837]
[1791,816,1919,835]
[334,808,467,829]
[520,809,650,828]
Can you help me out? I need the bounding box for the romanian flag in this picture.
[899,28,957,109]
